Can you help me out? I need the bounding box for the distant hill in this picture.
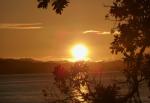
[0,58,57,74]
[0,58,124,74]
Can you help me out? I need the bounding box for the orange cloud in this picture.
[0,23,43,29]
[83,30,110,35]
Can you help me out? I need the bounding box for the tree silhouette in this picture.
[107,0,150,103]
[37,0,69,14]
[42,62,121,103]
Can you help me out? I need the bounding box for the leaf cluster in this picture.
[37,0,69,14]
[108,0,150,55]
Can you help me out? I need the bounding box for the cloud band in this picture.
[83,30,110,35]
[0,23,43,30]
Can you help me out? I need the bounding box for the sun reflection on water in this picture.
[73,84,89,103]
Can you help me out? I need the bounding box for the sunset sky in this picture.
[0,0,121,61]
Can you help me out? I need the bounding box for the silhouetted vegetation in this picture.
[107,0,150,103]
[42,62,122,103]
[37,0,69,14]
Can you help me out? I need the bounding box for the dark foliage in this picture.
[143,54,150,89]
[37,0,69,14]
[107,0,150,103]
[43,62,121,103]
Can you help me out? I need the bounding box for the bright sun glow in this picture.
[71,44,89,61]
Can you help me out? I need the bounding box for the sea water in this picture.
[0,72,149,103]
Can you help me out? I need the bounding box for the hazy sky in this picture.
[0,0,120,61]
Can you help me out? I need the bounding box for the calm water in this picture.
[0,72,149,103]
[0,73,53,103]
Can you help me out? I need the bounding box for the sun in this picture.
[71,44,89,61]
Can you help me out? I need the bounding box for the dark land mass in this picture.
[0,58,124,74]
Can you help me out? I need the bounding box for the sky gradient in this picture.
[0,0,121,61]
